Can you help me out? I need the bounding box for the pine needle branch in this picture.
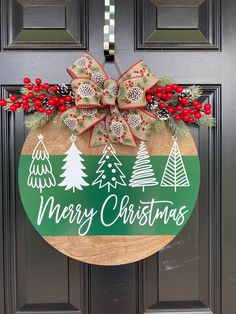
[189,85,202,99]
[195,114,216,127]
[167,116,190,139]
[25,112,50,129]
[158,76,174,86]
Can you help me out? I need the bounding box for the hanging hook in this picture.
[104,0,115,61]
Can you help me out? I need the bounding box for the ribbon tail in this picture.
[60,107,107,135]
[122,108,157,141]
[106,107,136,146]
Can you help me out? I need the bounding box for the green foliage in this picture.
[25,112,49,129]
[195,114,216,127]
[53,114,66,129]
[158,76,174,86]
[189,85,202,99]
[167,116,190,139]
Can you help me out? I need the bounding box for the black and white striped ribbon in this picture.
[104,0,115,60]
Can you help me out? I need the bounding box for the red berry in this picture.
[174,114,181,121]
[172,83,178,90]
[192,100,199,107]
[38,107,45,113]
[43,83,50,90]
[27,92,34,98]
[176,87,183,93]
[159,102,166,109]
[167,92,173,99]
[58,105,67,112]
[146,94,152,102]
[165,85,172,92]
[34,105,40,111]
[176,104,183,111]
[194,111,202,119]
[181,97,188,105]
[39,93,46,100]
[182,108,189,115]
[21,99,28,105]
[188,117,194,123]
[156,86,163,92]
[0,99,7,106]
[23,77,31,84]
[51,86,58,93]
[167,105,174,114]
[9,105,16,112]
[59,98,66,105]
[46,109,53,115]
[22,104,30,110]
[162,93,168,101]
[204,103,211,110]
[52,96,59,104]
[149,88,154,94]
[35,78,42,85]
[27,84,33,90]
[204,109,211,115]
[33,86,40,93]
[156,92,162,99]
[48,99,55,106]
[34,99,42,106]
[14,102,21,108]
[196,103,202,110]
[189,108,195,115]
[182,115,189,122]
[65,95,72,102]
[22,95,28,100]
[10,95,17,102]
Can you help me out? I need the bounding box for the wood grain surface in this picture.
[44,235,175,265]
[21,121,197,265]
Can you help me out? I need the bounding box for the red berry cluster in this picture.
[146,83,212,123]
[0,78,74,116]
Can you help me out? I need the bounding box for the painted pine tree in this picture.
[161,138,190,192]
[129,141,158,192]
[27,134,56,193]
[92,143,126,192]
[59,134,89,192]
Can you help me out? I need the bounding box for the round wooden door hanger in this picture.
[19,122,200,265]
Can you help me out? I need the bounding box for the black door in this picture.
[0,0,234,313]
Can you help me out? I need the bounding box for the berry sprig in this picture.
[145,82,212,124]
[0,78,74,116]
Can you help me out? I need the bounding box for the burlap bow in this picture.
[61,52,158,146]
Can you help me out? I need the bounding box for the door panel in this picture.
[0,0,234,314]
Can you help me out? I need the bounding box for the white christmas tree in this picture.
[161,138,190,192]
[58,134,89,193]
[129,141,158,192]
[92,143,126,192]
[27,134,56,193]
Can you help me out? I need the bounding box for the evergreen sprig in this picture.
[25,112,49,129]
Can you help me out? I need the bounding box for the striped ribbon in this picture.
[104,0,115,60]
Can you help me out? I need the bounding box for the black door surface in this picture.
[0,0,235,313]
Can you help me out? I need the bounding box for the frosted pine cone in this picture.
[127,87,144,102]
[157,109,169,121]
[74,57,88,69]
[110,120,124,136]
[91,73,104,85]
[181,88,191,98]
[56,84,71,96]
[127,114,141,128]
[64,117,78,131]
[77,84,95,98]
[108,84,118,97]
